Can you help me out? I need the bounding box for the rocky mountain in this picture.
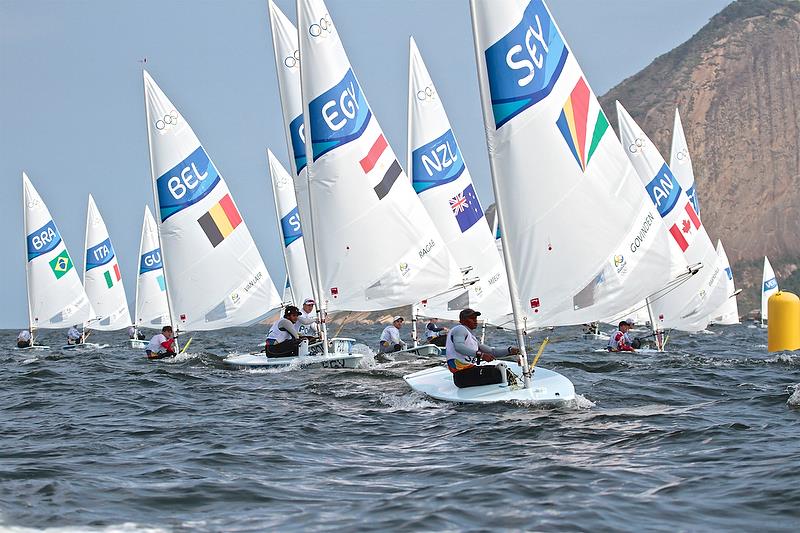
[599,0,800,316]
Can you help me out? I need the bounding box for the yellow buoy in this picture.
[767,291,800,352]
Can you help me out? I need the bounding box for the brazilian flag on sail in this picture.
[49,250,73,279]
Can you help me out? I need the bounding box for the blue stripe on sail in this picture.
[412,129,465,193]
[86,238,115,271]
[156,145,221,222]
[27,220,62,262]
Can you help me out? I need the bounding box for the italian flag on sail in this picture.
[104,263,121,288]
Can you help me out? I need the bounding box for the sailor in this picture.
[265,305,303,357]
[66,325,83,345]
[425,318,448,347]
[379,316,406,353]
[17,329,32,348]
[583,322,600,335]
[607,320,636,352]
[447,308,519,388]
[297,298,319,339]
[128,325,146,340]
[146,325,178,359]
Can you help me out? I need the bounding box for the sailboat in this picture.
[83,194,132,334]
[130,206,170,348]
[616,102,728,338]
[407,36,512,328]
[761,256,779,327]
[407,0,681,402]
[143,70,284,348]
[22,172,94,350]
[710,240,740,325]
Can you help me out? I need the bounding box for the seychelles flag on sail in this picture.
[450,184,483,233]
[556,77,608,172]
[668,201,702,252]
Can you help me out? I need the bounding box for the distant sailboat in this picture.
[407,36,511,326]
[83,194,131,331]
[143,70,282,335]
[22,172,93,349]
[710,240,740,325]
[130,205,170,348]
[761,256,779,327]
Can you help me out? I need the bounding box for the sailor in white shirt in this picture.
[379,316,407,353]
[446,308,519,388]
[17,329,32,348]
[297,298,319,338]
[146,325,177,360]
[266,306,303,357]
[66,325,83,345]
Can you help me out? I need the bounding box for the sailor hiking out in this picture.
[446,308,519,388]
[266,305,303,358]
[297,298,319,340]
[66,325,83,345]
[379,316,407,353]
[146,325,178,359]
[17,329,31,348]
[607,320,636,352]
[425,318,448,347]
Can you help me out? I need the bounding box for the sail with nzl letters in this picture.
[143,70,281,331]
[297,0,461,312]
[616,101,727,332]
[408,36,511,324]
[469,0,678,328]
[83,194,131,330]
[23,173,93,329]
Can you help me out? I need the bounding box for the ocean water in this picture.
[1,323,799,532]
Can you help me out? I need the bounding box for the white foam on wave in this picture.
[0,515,168,533]
[352,343,378,368]
[379,391,443,411]
[571,394,596,409]
[787,384,800,407]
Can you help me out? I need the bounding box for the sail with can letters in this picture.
[710,240,739,325]
[469,0,677,328]
[82,194,131,330]
[143,70,281,331]
[133,206,170,330]
[408,36,511,324]
[296,0,461,312]
[268,149,314,305]
[670,109,701,218]
[616,101,727,332]
[23,172,93,330]
[761,256,778,326]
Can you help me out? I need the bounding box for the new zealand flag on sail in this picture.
[484,0,568,129]
[450,184,484,233]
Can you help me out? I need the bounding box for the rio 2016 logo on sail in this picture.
[86,238,115,271]
[140,248,162,274]
[411,129,465,193]
[26,220,62,261]
[484,0,568,128]
[308,69,371,160]
[156,146,221,221]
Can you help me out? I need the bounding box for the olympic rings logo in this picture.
[155,110,179,130]
[628,137,645,153]
[275,174,290,189]
[26,199,39,209]
[284,49,300,68]
[674,147,689,161]
[416,86,435,101]
[309,14,333,37]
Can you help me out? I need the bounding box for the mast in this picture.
[132,207,147,335]
[22,175,35,343]
[297,0,329,355]
[469,0,531,389]
[143,73,177,341]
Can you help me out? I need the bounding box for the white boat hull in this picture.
[16,344,50,351]
[129,339,148,349]
[60,342,106,351]
[223,353,362,369]
[404,362,575,404]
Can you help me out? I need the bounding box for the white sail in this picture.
[469,0,677,328]
[616,101,727,332]
[710,240,739,324]
[23,172,93,329]
[143,70,281,331]
[297,0,461,312]
[268,149,314,305]
[408,37,511,324]
[83,194,132,330]
[134,206,170,329]
[762,255,778,324]
[669,109,701,218]
[268,0,319,301]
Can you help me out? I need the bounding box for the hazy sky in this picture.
[0,0,731,328]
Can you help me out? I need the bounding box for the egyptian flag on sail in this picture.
[669,201,702,252]
[359,133,402,200]
[197,194,242,247]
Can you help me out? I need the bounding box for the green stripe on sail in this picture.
[586,111,609,167]
[104,270,113,288]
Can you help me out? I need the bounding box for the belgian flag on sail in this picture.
[197,194,242,247]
